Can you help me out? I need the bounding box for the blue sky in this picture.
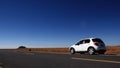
[0,0,120,48]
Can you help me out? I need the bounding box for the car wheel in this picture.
[70,48,75,54]
[88,48,95,55]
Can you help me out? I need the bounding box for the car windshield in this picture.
[92,38,104,44]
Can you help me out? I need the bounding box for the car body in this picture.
[69,38,106,55]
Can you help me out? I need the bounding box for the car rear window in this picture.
[92,38,104,43]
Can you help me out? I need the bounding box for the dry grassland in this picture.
[17,46,120,55]
[105,46,120,55]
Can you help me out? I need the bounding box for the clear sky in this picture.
[0,0,120,48]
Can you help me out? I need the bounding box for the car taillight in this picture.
[94,42,99,46]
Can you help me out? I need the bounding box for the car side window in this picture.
[84,39,90,44]
[79,40,83,44]
[75,40,83,45]
[75,42,80,45]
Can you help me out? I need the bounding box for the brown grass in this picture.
[16,46,120,55]
[105,46,120,55]
[17,48,69,54]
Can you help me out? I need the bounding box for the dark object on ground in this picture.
[18,46,26,49]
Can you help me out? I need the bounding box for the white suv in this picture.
[69,38,106,55]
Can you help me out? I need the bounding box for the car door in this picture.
[82,39,90,51]
[74,40,84,52]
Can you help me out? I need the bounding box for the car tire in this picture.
[88,47,95,55]
[70,48,75,54]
